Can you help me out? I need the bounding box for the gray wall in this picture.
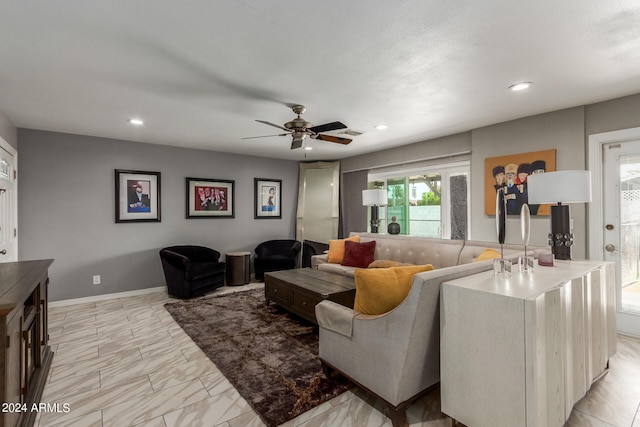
[342,132,472,173]
[471,106,586,256]
[341,92,640,260]
[18,129,299,301]
[0,111,17,149]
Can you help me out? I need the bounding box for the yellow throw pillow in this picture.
[475,248,501,262]
[353,264,434,315]
[327,235,360,264]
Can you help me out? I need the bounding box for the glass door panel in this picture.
[409,174,441,237]
[619,153,640,311]
[387,178,407,234]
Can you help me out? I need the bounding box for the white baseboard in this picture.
[49,286,167,308]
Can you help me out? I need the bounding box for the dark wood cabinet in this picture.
[0,260,54,427]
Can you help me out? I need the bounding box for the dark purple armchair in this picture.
[159,245,226,298]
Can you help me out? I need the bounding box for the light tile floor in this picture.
[36,284,640,427]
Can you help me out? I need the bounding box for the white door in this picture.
[603,139,640,314]
[600,138,640,336]
[0,137,17,262]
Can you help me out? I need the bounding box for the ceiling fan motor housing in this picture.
[285,117,313,131]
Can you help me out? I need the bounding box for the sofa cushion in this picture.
[353,264,434,315]
[475,248,501,262]
[368,259,414,268]
[342,240,376,268]
[327,235,360,263]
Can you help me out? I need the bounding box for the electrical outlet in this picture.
[93,275,101,285]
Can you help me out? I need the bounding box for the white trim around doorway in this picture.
[589,126,640,338]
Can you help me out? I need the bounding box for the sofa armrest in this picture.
[316,300,358,337]
[311,253,328,269]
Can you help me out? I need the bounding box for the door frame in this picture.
[588,126,640,337]
[0,136,17,262]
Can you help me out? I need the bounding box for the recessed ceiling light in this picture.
[508,82,532,92]
[304,146,313,151]
[374,124,388,130]
[128,118,144,126]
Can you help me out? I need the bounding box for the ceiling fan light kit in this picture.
[243,105,355,150]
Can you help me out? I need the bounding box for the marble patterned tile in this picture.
[162,388,253,427]
[285,391,389,427]
[139,333,197,360]
[148,356,217,391]
[38,376,154,426]
[39,410,103,427]
[97,329,171,357]
[55,334,117,353]
[51,345,99,367]
[42,371,101,402]
[50,347,142,383]
[199,370,235,396]
[98,351,187,386]
[102,378,210,426]
[128,416,168,427]
[227,410,265,427]
[406,387,453,427]
[49,327,98,346]
[572,357,640,426]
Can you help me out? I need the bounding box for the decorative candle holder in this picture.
[494,190,511,277]
[494,258,512,278]
[519,204,534,274]
[518,255,535,274]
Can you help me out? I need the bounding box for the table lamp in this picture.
[527,170,592,260]
[362,189,387,233]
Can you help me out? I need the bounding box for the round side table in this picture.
[225,251,251,286]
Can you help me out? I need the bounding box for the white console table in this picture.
[440,260,616,427]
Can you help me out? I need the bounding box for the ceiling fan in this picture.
[242,105,353,149]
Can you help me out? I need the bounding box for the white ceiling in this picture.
[1,1,640,161]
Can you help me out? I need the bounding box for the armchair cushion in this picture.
[353,264,434,315]
[327,235,360,263]
[341,240,376,268]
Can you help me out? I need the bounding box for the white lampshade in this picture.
[362,189,387,206]
[527,170,592,204]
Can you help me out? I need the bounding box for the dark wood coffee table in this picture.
[264,268,356,325]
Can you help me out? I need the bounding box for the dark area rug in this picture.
[164,288,352,427]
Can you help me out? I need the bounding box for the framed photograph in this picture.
[115,169,161,223]
[484,149,556,216]
[254,178,282,219]
[186,177,235,218]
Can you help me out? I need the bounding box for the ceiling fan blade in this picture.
[315,134,352,145]
[291,139,304,150]
[308,121,347,134]
[255,120,290,132]
[241,133,289,140]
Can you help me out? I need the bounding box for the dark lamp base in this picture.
[549,204,573,260]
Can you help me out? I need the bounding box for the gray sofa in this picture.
[315,233,547,426]
[311,232,543,275]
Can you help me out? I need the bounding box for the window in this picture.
[368,161,469,239]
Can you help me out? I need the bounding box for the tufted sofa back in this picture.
[354,233,464,269]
